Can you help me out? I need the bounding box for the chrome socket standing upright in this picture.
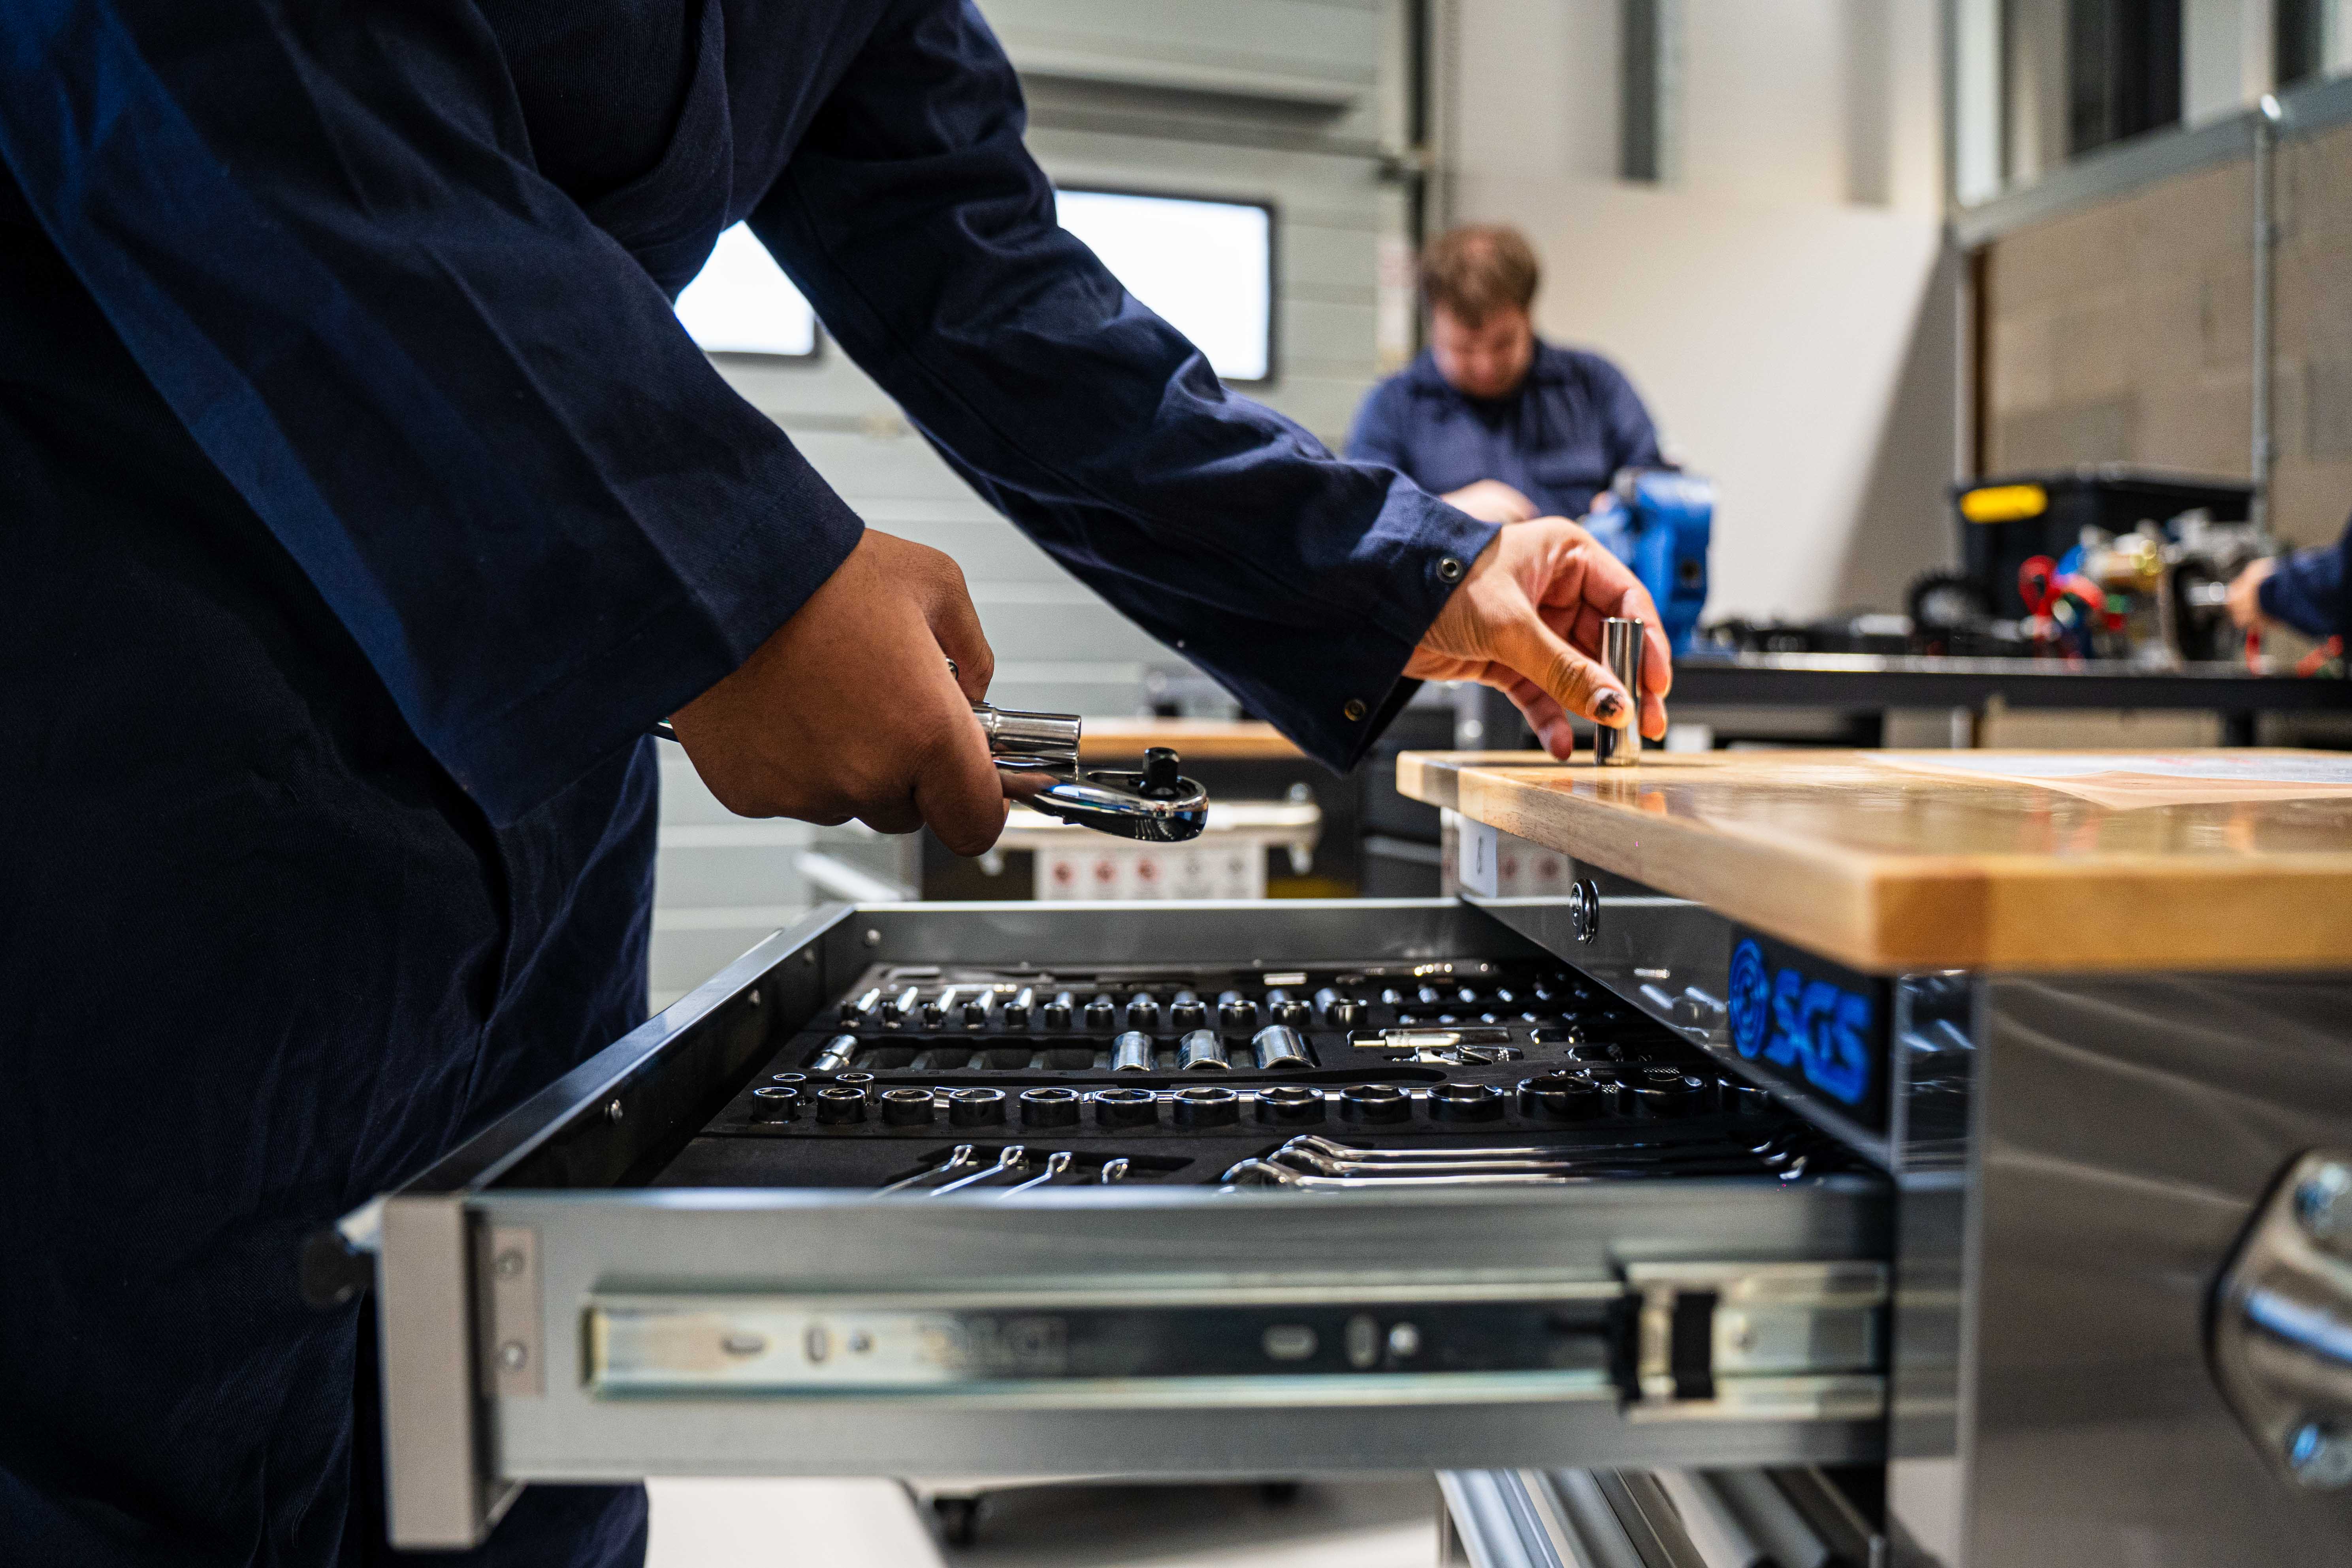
[1594,617,1644,767]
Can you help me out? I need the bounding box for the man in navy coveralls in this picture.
[0,2,1672,1562]
[1347,224,1663,527]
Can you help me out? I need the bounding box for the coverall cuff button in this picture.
[1343,698,1369,722]
[1436,556,1465,583]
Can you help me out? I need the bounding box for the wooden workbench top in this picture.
[1076,719,1303,761]
[1397,749,2352,975]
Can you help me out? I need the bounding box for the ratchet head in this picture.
[976,703,1209,842]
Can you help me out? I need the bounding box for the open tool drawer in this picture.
[328,900,1892,1549]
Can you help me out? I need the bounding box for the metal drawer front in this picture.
[346,900,1894,1547]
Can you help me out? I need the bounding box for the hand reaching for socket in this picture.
[1407,517,1673,759]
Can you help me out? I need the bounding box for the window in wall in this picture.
[673,223,818,359]
[2276,0,2352,87]
[1056,190,1274,384]
[2063,0,2183,156]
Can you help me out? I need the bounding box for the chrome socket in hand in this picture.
[1594,617,1644,767]
[979,700,1209,842]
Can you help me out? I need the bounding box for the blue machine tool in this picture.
[1584,468,1713,652]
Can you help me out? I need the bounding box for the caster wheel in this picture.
[1258,1481,1302,1506]
[932,1495,981,1548]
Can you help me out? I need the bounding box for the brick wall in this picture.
[1983,119,2352,551]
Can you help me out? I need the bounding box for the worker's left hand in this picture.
[2225,556,2275,630]
[1407,518,1672,758]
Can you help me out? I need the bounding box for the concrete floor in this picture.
[644,1477,1439,1568]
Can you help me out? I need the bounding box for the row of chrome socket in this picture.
[837,978,1584,1033]
[810,1024,1311,1074]
[744,1065,1770,1132]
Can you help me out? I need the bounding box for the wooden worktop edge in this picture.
[1396,751,2352,974]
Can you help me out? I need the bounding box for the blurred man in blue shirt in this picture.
[1348,225,1663,525]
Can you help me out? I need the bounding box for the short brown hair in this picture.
[1420,225,1540,325]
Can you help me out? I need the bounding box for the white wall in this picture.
[1447,0,1956,621]
[2184,0,2276,126]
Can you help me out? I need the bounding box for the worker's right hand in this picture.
[2226,556,2275,630]
[1407,516,1672,758]
[1441,480,1540,525]
[668,530,1007,855]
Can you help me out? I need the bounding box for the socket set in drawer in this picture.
[653,955,1837,1190]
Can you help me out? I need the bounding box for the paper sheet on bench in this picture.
[1864,751,2352,809]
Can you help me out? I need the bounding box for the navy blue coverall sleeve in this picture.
[0,0,869,826]
[2258,515,2352,640]
[751,0,1497,757]
[1,0,1494,827]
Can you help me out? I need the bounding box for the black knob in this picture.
[921,1000,946,1027]
[814,1086,868,1125]
[1338,1083,1411,1124]
[1003,987,1033,1027]
[1172,1085,1241,1128]
[1255,1084,1326,1125]
[962,997,991,1028]
[1044,990,1074,1028]
[1142,746,1183,796]
[947,1087,1008,1128]
[879,1088,935,1126]
[1518,1073,1607,1122]
[1428,1082,1506,1123]
[749,1086,801,1122]
[1019,1086,1081,1129]
[1094,1086,1159,1129]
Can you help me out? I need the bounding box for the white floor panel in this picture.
[643,1478,1437,1568]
